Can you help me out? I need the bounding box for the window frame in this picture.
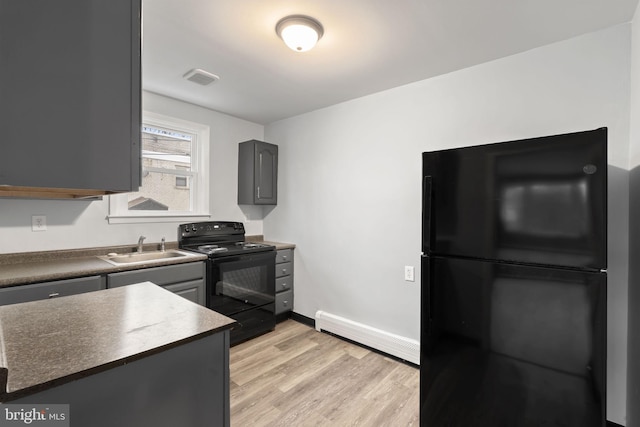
[107,111,210,224]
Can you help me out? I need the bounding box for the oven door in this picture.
[207,250,276,316]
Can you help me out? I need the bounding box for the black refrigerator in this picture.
[420,128,607,426]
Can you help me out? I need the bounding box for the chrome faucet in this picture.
[137,235,146,253]
[161,237,165,252]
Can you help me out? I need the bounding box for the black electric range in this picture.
[178,221,276,345]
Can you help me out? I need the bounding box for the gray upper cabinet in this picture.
[0,0,141,199]
[238,140,278,205]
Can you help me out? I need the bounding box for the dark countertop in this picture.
[0,282,236,401]
[246,235,296,251]
[0,243,207,288]
[0,237,293,288]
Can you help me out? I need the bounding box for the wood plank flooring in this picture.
[230,319,419,426]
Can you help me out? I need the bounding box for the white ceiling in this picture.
[142,0,639,125]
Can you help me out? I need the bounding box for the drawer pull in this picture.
[283,300,289,306]
[48,293,60,298]
[282,256,288,260]
[281,283,287,288]
[282,268,287,274]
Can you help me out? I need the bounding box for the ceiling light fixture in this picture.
[276,15,324,52]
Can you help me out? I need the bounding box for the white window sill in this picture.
[107,214,211,225]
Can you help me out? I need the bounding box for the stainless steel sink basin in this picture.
[98,250,197,266]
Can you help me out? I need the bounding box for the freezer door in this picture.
[420,255,606,426]
[422,128,607,269]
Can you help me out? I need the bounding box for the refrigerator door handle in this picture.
[421,255,435,353]
[422,176,433,253]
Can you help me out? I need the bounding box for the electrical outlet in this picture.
[404,265,415,282]
[32,215,47,231]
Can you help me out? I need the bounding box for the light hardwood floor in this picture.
[230,319,419,426]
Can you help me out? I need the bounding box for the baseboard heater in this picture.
[315,311,420,365]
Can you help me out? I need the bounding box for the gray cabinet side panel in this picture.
[129,0,142,189]
[238,141,256,204]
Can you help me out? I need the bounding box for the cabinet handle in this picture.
[283,300,289,306]
[48,292,60,298]
[281,283,287,288]
[282,268,287,274]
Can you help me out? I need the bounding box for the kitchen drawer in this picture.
[108,262,204,288]
[276,276,292,293]
[276,262,292,278]
[276,249,293,264]
[0,275,105,306]
[275,290,293,315]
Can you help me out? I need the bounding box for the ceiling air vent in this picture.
[183,68,219,86]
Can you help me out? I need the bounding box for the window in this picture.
[175,176,188,188]
[108,112,210,223]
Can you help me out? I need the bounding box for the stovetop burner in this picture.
[238,242,262,248]
[197,244,229,254]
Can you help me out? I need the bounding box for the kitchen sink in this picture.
[98,249,198,266]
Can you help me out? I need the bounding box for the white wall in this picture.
[0,91,264,254]
[265,25,631,425]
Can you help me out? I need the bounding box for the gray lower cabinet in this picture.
[12,321,231,427]
[107,262,206,306]
[0,276,105,306]
[275,249,294,315]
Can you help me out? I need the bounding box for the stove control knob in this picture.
[192,224,197,232]
[183,225,190,233]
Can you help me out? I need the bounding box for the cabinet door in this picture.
[255,142,278,204]
[0,0,141,193]
[275,290,293,315]
[163,280,205,306]
[0,276,105,306]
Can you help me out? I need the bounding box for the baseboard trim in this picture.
[314,310,420,365]
[289,312,418,367]
[607,421,623,427]
[290,312,315,328]
[276,311,293,323]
